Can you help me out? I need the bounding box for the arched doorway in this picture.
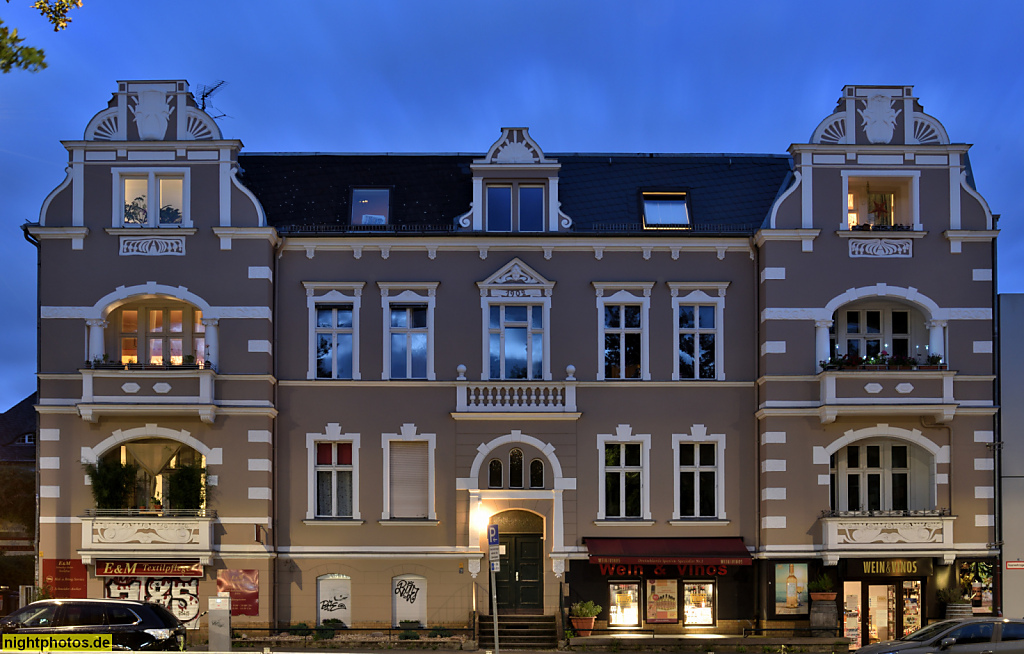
[490,509,543,614]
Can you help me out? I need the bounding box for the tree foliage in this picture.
[0,465,35,535]
[0,0,82,73]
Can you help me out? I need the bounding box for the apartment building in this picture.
[26,81,999,640]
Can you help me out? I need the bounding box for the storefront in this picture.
[840,558,932,647]
[569,537,753,631]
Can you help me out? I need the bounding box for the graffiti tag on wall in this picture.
[394,579,420,604]
[103,577,201,629]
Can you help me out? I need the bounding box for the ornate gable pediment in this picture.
[477,258,554,296]
[477,127,556,165]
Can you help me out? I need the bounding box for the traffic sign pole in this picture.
[488,524,500,654]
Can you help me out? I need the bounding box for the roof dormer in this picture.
[462,127,569,233]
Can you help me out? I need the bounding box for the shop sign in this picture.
[850,558,932,577]
[41,559,88,598]
[216,569,259,616]
[597,563,730,577]
[95,560,203,577]
[1007,561,1024,570]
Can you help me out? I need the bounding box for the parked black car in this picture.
[0,599,186,651]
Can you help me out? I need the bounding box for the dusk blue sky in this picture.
[1,1,1022,410]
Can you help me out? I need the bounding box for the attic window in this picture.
[17,433,34,445]
[351,189,390,226]
[642,192,689,229]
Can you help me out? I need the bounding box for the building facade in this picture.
[27,81,1000,640]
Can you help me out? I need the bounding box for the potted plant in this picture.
[939,584,973,619]
[569,600,601,637]
[83,459,139,510]
[807,573,836,601]
[164,463,206,513]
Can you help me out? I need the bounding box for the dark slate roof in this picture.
[237,152,793,236]
[0,393,36,465]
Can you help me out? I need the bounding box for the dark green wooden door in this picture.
[494,534,543,613]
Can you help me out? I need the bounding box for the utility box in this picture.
[208,596,231,651]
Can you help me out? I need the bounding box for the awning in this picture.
[584,537,752,566]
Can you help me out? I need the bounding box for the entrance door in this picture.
[494,534,543,613]
[845,580,923,645]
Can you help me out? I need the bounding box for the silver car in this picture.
[855,618,1024,654]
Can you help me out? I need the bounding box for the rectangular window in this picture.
[315,442,353,518]
[604,442,643,518]
[489,304,544,380]
[316,304,354,379]
[389,441,429,519]
[390,305,428,379]
[642,192,689,228]
[351,188,390,225]
[607,582,641,627]
[604,304,642,379]
[116,169,190,227]
[486,183,545,232]
[678,442,717,517]
[678,304,716,379]
[844,174,918,231]
[114,305,203,367]
[831,442,924,513]
[683,582,715,625]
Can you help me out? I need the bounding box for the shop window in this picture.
[607,581,641,627]
[683,582,715,625]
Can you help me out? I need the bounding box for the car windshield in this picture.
[902,620,959,642]
[3,603,58,628]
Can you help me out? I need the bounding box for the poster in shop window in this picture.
[645,579,678,623]
[216,569,259,616]
[774,563,808,615]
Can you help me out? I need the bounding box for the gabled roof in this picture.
[0,393,36,465]
[237,152,792,235]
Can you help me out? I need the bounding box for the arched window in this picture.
[830,301,928,364]
[90,441,206,513]
[509,448,524,488]
[488,459,502,488]
[317,574,351,626]
[530,459,544,488]
[109,301,205,367]
[829,439,932,513]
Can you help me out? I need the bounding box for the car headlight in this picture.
[143,628,173,640]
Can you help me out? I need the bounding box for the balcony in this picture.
[818,368,956,424]
[453,365,579,420]
[819,510,956,565]
[77,366,217,423]
[78,509,216,565]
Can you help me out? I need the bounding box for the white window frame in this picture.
[671,425,726,522]
[594,283,653,381]
[840,170,921,231]
[378,282,438,381]
[112,167,192,228]
[829,440,929,513]
[381,423,436,521]
[484,182,546,233]
[832,303,924,362]
[596,425,652,522]
[669,282,728,381]
[480,298,552,381]
[477,259,555,380]
[304,282,364,381]
[305,424,361,521]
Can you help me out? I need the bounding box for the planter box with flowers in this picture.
[568,600,602,637]
[820,353,945,372]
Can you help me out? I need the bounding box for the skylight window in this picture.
[351,189,390,226]
[642,192,690,229]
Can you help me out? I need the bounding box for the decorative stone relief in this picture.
[494,263,540,285]
[130,89,174,140]
[94,523,198,544]
[896,383,914,394]
[467,559,480,579]
[859,94,901,144]
[864,383,883,394]
[121,383,140,394]
[153,383,172,394]
[552,559,565,578]
[120,236,185,256]
[837,521,943,544]
[849,239,911,258]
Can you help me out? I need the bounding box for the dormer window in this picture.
[351,189,390,226]
[486,184,544,232]
[642,192,689,229]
